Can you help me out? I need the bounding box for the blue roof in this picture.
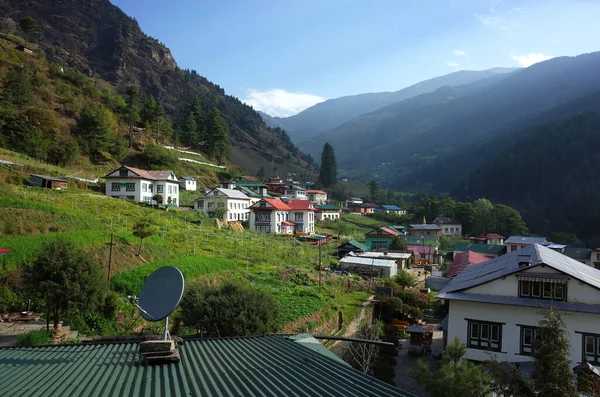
[381,205,403,210]
[505,236,547,245]
[439,244,600,296]
[425,276,451,291]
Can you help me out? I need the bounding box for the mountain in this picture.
[299,52,600,186]
[460,112,600,245]
[263,68,516,143]
[0,0,314,176]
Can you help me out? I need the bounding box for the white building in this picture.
[179,177,197,191]
[505,236,548,253]
[345,197,363,207]
[339,256,398,278]
[433,217,462,237]
[287,200,315,234]
[104,166,179,206]
[282,185,307,200]
[306,190,328,205]
[437,244,600,368]
[249,198,292,234]
[192,188,252,221]
[315,205,341,221]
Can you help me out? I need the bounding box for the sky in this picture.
[111,0,600,117]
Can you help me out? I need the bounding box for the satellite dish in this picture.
[138,266,185,321]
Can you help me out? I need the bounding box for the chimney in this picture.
[139,338,181,364]
[518,254,531,267]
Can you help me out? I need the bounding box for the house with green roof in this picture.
[315,204,341,221]
[0,334,416,396]
[336,239,369,257]
[453,242,506,259]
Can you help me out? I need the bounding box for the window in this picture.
[119,169,128,177]
[372,241,388,251]
[295,212,303,222]
[111,183,121,192]
[520,326,538,355]
[511,245,518,251]
[172,198,176,205]
[582,333,600,365]
[157,185,163,193]
[174,186,177,194]
[597,253,600,261]
[213,191,218,196]
[257,225,271,233]
[126,196,135,200]
[126,183,135,191]
[260,202,266,207]
[197,201,204,209]
[519,280,566,301]
[149,184,153,193]
[142,184,147,192]
[168,185,172,194]
[467,320,502,351]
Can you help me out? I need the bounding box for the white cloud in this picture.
[510,52,555,67]
[243,88,325,118]
[475,13,517,30]
[454,49,466,56]
[447,61,460,67]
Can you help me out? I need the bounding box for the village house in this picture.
[103,166,179,206]
[249,198,291,234]
[408,224,442,238]
[505,236,548,253]
[263,176,288,195]
[339,255,399,278]
[15,44,34,55]
[234,179,269,198]
[347,203,368,215]
[282,185,307,200]
[345,197,363,207]
[357,251,412,271]
[28,174,68,190]
[437,244,600,370]
[469,233,505,245]
[364,226,400,252]
[453,242,506,259]
[564,247,600,269]
[192,188,252,221]
[447,250,490,278]
[306,189,328,204]
[433,217,462,237]
[179,177,197,191]
[315,204,341,221]
[286,200,315,235]
[336,240,369,257]
[377,205,407,216]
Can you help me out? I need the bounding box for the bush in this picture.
[0,285,19,313]
[16,329,53,346]
[180,282,278,337]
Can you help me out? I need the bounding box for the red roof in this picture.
[259,198,291,211]
[406,245,436,256]
[0,249,10,255]
[483,233,505,239]
[448,250,489,277]
[287,200,315,211]
[282,221,296,226]
[306,190,327,195]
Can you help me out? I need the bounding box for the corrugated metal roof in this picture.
[439,244,600,296]
[30,174,68,182]
[564,247,592,260]
[339,256,397,268]
[381,205,403,211]
[505,236,547,245]
[403,236,438,246]
[453,242,505,255]
[344,240,369,252]
[409,224,441,230]
[425,276,451,291]
[197,188,251,200]
[439,292,600,314]
[0,335,414,397]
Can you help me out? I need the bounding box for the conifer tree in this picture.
[319,142,337,188]
[207,108,231,163]
[368,179,379,202]
[125,86,141,147]
[2,68,32,109]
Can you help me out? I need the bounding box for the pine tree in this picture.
[125,86,141,147]
[189,97,206,145]
[2,68,32,109]
[19,16,38,34]
[368,179,379,202]
[319,142,337,188]
[207,108,231,163]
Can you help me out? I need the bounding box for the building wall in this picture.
[106,179,179,206]
[447,299,600,365]
[316,211,340,221]
[439,224,462,237]
[250,209,289,234]
[365,236,394,251]
[180,180,197,191]
[507,243,529,253]
[194,197,251,221]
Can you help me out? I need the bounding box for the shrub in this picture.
[16,329,53,346]
[180,282,278,337]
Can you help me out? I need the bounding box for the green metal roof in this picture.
[453,242,505,255]
[0,335,415,396]
[403,235,439,246]
[315,205,340,211]
[564,247,591,260]
[236,185,272,198]
[235,180,267,187]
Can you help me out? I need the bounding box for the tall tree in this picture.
[19,16,38,34]
[206,108,231,163]
[74,106,113,156]
[125,86,141,147]
[23,240,106,329]
[368,179,379,202]
[319,142,338,188]
[2,68,32,109]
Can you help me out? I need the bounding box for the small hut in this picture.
[14,44,35,55]
[28,174,68,190]
[407,325,433,356]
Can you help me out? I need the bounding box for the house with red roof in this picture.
[469,233,505,245]
[249,198,292,234]
[306,190,327,205]
[103,165,180,206]
[286,200,315,235]
[364,226,400,252]
[447,250,490,278]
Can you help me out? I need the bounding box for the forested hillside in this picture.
[265,68,515,144]
[0,0,314,176]
[460,112,600,245]
[300,52,600,186]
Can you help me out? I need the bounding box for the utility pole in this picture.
[106,232,116,289]
[318,240,322,292]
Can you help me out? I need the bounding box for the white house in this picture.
[505,236,548,253]
[315,205,341,221]
[339,256,398,278]
[286,200,315,235]
[192,188,252,221]
[282,185,307,200]
[345,197,363,207]
[104,166,179,206]
[433,217,462,237]
[437,244,600,368]
[249,198,292,234]
[179,177,197,191]
[306,190,328,205]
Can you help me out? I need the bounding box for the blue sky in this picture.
[112,0,600,117]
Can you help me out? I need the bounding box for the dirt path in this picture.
[330,295,375,356]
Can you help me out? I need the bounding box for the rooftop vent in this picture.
[518,254,531,267]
